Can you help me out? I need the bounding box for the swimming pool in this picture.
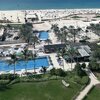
[39,31,49,41]
[0,56,49,72]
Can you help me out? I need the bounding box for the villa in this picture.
[25,13,41,23]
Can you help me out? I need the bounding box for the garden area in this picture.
[0,63,89,100]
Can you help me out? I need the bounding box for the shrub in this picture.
[32,74,42,79]
[79,40,86,43]
[74,76,81,84]
[88,61,100,71]
[55,68,66,77]
[0,74,19,80]
[0,80,9,85]
[81,63,86,69]
[74,63,86,77]
[50,68,56,76]
[50,68,66,77]
[9,78,20,85]
[81,76,89,85]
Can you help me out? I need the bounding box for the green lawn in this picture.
[0,80,81,100]
[84,85,100,100]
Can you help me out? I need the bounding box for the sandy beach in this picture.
[0,9,100,23]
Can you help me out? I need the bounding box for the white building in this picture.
[25,13,41,23]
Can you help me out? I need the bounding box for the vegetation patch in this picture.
[71,16,82,18]
[93,15,100,18]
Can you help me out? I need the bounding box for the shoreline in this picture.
[0,8,100,11]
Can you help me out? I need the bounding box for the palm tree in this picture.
[61,29,68,44]
[41,66,47,74]
[65,47,76,70]
[51,24,61,42]
[89,23,100,36]
[69,26,81,43]
[57,26,68,43]
[30,34,40,49]
[69,26,76,43]
[1,26,7,41]
[20,23,33,43]
[31,51,37,73]
[22,48,29,73]
[51,24,59,34]
[8,53,18,77]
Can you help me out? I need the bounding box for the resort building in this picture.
[44,44,91,62]
[25,13,41,23]
[44,44,65,53]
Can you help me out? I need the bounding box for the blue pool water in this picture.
[0,0,100,10]
[39,31,49,41]
[0,56,49,72]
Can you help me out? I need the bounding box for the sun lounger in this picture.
[62,80,69,87]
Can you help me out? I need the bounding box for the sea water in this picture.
[0,0,100,10]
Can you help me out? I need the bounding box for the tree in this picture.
[67,47,76,70]
[22,48,29,73]
[88,23,100,35]
[74,63,85,77]
[41,66,47,74]
[31,51,37,73]
[20,23,33,43]
[59,26,68,43]
[50,68,66,77]
[69,26,81,43]
[50,68,56,76]
[92,48,100,61]
[31,34,40,49]
[6,24,12,30]
[81,63,86,69]
[1,27,7,41]
[8,53,18,78]
[55,68,66,77]
[51,24,59,34]
[55,26,69,43]
[88,61,100,71]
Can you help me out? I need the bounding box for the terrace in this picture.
[44,44,65,53]
[64,45,91,62]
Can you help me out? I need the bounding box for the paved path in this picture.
[49,53,61,69]
[75,69,100,100]
[0,43,27,47]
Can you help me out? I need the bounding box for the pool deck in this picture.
[49,53,61,69]
[0,52,78,76]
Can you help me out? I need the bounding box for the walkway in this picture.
[75,69,100,100]
[0,43,27,47]
[49,53,61,69]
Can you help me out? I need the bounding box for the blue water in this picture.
[0,0,100,10]
[0,56,49,71]
[39,32,49,41]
